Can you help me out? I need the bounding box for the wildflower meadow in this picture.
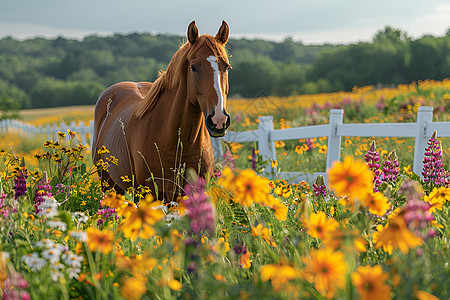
[1,80,449,299]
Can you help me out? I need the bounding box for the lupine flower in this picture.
[404,199,436,241]
[222,144,235,169]
[14,165,28,200]
[2,271,30,300]
[351,265,391,300]
[233,243,247,255]
[422,131,449,187]
[184,176,215,235]
[251,147,257,170]
[364,141,382,191]
[0,182,9,218]
[382,150,400,185]
[312,175,327,197]
[34,171,52,214]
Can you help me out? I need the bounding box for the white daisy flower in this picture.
[50,269,63,282]
[62,251,83,268]
[70,231,88,242]
[47,220,67,231]
[67,267,81,279]
[21,253,47,272]
[42,248,62,264]
[73,212,88,223]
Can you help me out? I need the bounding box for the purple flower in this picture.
[364,140,382,191]
[382,150,399,185]
[404,199,435,242]
[233,243,247,255]
[184,176,215,235]
[222,145,235,169]
[34,172,52,214]
[251,147,257,171]
[96,207,117,227]
[312,175,327,197]
[306,138,314,152]
[422,131,449,187]
[14,166,28,200]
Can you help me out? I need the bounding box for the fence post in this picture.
[413,106,433,176]
[326,109,344,170]
[258,116,276,173]
[211,137,223,161]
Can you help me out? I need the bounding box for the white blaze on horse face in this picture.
[206,55,227,129]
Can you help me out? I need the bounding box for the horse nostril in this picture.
[206,115,216,129]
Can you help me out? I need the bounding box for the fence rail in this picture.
[1,106,449,183]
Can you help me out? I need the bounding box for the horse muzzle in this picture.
[206,110,231,137]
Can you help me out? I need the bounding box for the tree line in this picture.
[0,26,449,111]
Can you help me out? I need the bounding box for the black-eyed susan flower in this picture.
[86,227,114,254]
[302,248,347,299]
[303,211,339,240]
[351,265,391,300]
[372,211,423,255]
[328,156,373,201]
[362,191,391,216]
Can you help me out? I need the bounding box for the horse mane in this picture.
[133,35,229,118]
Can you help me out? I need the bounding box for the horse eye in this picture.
[190,65,197,72]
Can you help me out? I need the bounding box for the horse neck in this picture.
[164,73,206,144]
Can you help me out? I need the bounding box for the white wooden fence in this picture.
[1,106,449,182]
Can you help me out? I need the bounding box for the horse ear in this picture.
[215,20,229,45]
[188,21,199,44]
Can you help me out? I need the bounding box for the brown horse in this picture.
[92,21,231,201]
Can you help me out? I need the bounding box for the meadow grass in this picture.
[0,79,448,299]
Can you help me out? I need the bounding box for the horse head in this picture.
[186,21,231,138]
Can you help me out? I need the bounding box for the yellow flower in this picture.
[424,186,449,213]
[222,169,271,207]
[302,248,347,299]
[414,290,440,300]
[86,227,114,254]
[274,141,285,148]
[240,251,251,269]
[121,175,131,183]
[328,156,373,200]
[362,192,391,216]
[304,211,339,240]
[324,229,367,253]
[351,265,391,300]
[295,145,304,155]
[252,224,274,246]
[118,199,164,240]
[372,211,422,254]
[266,196,288,221]
[115,253,157,273]
[97,145,110,154]
[120,273,147,300]
[260,263,300,292]
[318,145,327,154]
[271,160,278,167]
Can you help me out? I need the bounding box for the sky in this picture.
[0,0,449,44]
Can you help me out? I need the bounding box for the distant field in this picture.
[20,105,95,125]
